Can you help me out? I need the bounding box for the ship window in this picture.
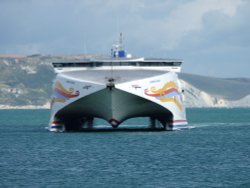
[52,61,182,68]
[137,61,181,67]
[53,63,63,67]
[171,62,181,66]
[53,62,98,67]
[95,62,103,66]
[117,62,136,66]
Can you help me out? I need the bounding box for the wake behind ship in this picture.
[49,34,187,131]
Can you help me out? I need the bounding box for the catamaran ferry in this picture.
[49,34,187,131]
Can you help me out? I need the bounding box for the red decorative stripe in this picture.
[173,120,188,123]
[52,120,62,124]
[109,118,120,125]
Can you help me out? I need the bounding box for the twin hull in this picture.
[49,69,187,131]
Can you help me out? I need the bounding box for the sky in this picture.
[0,0,250,77]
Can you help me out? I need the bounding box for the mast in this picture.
[119,32,123,51]
[111,33,126,58]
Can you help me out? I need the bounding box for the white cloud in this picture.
[160,0,243,49]
[0,0,249,77]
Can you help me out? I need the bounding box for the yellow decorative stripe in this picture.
[150,81,177,94]
[55,81,74,95]
[144,81,183,111]
[160,97,182,110]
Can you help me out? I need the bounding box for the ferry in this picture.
[49,34,187,131]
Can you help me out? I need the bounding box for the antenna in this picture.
[83,42,87,55]
[83,32,87,55]
[119,32,123,50]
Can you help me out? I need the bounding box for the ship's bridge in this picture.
[52,57,183,73]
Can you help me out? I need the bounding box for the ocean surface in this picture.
[0,108,250,188]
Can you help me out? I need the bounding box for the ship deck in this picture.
[61,69,167,84]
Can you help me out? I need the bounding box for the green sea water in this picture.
[0,108,250,187]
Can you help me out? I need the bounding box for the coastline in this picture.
[0,104,249,110]
[0,102,50,110]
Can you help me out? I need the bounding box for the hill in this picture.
[179,73,250,107]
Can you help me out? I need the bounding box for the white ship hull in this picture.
[49,67,187,131]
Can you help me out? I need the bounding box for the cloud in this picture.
[149,0,243,50]
[0,0,249,77]
[175,0,250,77]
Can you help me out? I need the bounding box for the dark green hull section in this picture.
[56,87,173,130]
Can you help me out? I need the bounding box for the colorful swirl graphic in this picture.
[144,81,183,110]
[53,81,80,103]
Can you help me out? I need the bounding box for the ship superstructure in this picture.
[49,34,187,131]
